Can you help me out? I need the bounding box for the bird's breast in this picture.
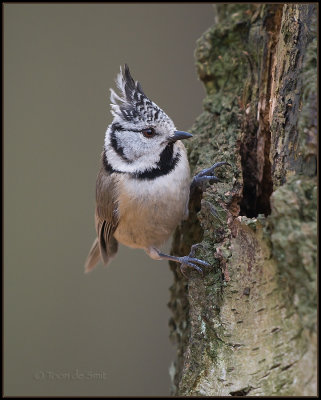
[114,148,190,249]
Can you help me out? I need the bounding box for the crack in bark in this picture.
[239,5,283,218]
[281,361,297,371]
[270,363,281,370]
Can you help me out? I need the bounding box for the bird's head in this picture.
[104,65,192,176]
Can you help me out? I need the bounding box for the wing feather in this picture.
[85,154,119,272]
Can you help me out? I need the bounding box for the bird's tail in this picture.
[84,238,101,273]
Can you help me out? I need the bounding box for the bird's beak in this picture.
[170,131,193,142]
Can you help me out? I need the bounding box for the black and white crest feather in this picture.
[105,65,178,176]
[110,64,166,125]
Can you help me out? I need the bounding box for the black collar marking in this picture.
[103,143,180,180]
[132,143,180,180]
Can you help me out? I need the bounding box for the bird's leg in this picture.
[147,244,211,278]
[190,161,231,193]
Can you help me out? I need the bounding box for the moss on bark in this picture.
[169,4,317,396]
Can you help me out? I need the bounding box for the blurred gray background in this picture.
[4,4,214,396]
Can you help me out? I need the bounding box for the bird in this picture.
[85,64,229,277]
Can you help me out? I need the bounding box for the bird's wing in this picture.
[85,160,119,272]
[95,165,120,265]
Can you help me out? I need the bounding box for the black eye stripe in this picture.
[111,123,158,134]
[110,125,132,164]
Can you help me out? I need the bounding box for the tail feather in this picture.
[84,236,118,273]
[84,238,101,273]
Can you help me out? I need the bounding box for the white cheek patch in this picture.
[105,128,163,173]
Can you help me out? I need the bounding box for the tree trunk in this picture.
[169,4,317,396]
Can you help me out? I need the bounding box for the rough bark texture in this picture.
[169,4,317,396]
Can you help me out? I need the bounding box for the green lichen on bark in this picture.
[169,3,317,396]
[297,8,317,178]
[268,176,317,331]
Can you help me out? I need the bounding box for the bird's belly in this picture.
[114,204,180,249]
[114,165,190,249]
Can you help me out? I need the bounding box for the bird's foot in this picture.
[191,161,231,192]
[179,244,211,278]
[149,244,211,278]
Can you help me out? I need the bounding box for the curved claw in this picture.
[189,243,203,258]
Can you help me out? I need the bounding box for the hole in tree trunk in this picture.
[238,134,273,218]
[230,386,252,396]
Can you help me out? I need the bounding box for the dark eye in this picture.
[142,127,156,138]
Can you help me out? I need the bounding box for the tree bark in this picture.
[169,4,317,396]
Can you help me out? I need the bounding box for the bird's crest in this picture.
[110,64,163,124]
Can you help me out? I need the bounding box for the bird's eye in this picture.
[142,128,156,138]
